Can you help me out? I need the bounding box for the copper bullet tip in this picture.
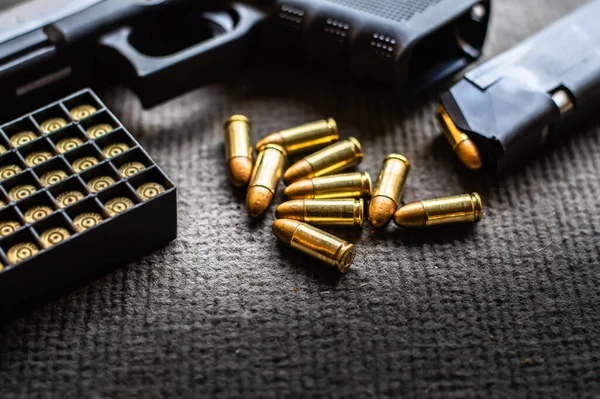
[283,159,314,185]
[393,202,427,228]
[228,157,253,187]
[256,132,284,152]
[246,186,274,217]
[284,179,315,199]
[272,219,302,244]
[275,200,304,220]
[455,140,483,170]
[368,196,397,228]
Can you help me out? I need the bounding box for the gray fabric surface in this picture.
[1,0,600,397]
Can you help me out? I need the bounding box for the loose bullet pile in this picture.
[225,115,484,274]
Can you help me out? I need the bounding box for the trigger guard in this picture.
[98,4,264,108]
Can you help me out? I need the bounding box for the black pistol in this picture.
[438,0,600,174]
[0,0,490,120]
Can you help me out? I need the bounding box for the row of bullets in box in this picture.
[0,182,165,270]
[224,116,483,273]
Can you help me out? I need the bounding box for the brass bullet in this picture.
[87,176,116,193]
[86,124,113,139]
[7,242,38,264]
[0,164,22,181]
[276,198,364,227]
[11,131,37,147]
[118,162,146,178]
[283,137,363,185]
[0,200,6,209]
[25,151,53,167]
[40,118,67,134]
[8,185,36,202]
[102,142,130,158]
[0,145,7,155]
[70,104,97,121]
[72,156,99,172]
[284,172,372,200]
[40,227,71,248]
[246,144,287,217]
[56,137,84,153]
[0,262,3,272]
[24,205,53,223]
[369,154,410,228]
[0,221,21,237]
[224,115,254,187]
[436,105,482,170]
[272,219,355,273]
[394,192,483,228]
[256,118,339,155]
[73,212,103,232]
[137,182,165,201]
[56,191,85,208]
[40,170,68,187]
[105,197,134,216]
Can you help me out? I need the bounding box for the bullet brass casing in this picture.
[24,205,53,223]
[436,106,482,170]
[260,118,339,155]
[7,242,38,264]
[284,137,363,184]
[11,131,37,147]
[0,221,20,237]
[372,154,410,206]
[369,154,410,227]
[394,192,483,228]
[224,115,253,187]
[277,198,364,226]
[70,105,97,121]
[56,191,85,208]
[40,227,71,248]
[286,172,371,199]
[86,124,113,139]
[250,144,287,190]
[273,219,355,273]
[40,118,67,134]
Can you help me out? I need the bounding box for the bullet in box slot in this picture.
[1,171,41,203]
[64,143,105,173]
[65,197,108,232]
[79,110,121,140]
[111,147,153,179]
[97,182,140,217]
[32,104,71,135]
[0,228,42,266]
[32,212,77,250]
[33,157,73,188]
[18,138,58,168]
[80,162,121,194]
[49,175,90,209]
[0,152,27,183]
[0,206,26,239]
[95,129,138,159]
[48,124,89,154]
[128,166,174,202]
[62,92,103,122]
[16,191,57,225]
[1,117,41,149]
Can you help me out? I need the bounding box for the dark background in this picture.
[1,0,599,397]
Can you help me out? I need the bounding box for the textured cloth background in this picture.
[1,0,599,397]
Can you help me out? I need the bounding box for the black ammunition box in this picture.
[0,89,177,320]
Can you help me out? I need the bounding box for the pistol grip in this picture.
[98,3,265,109]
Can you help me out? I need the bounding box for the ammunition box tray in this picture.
[0,89,177,319]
